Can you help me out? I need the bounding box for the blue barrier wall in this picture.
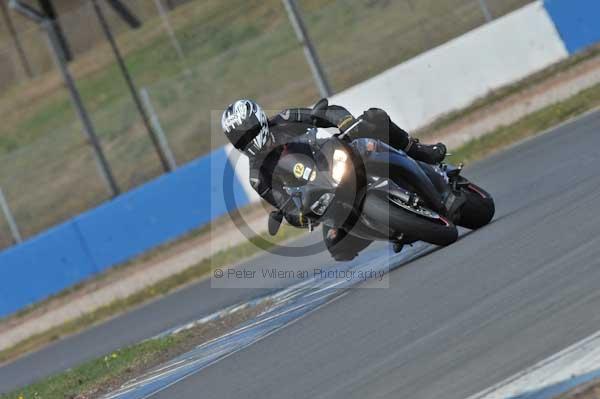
[0,148,249,317]
[75,148,248,270]
[544,0,600,54]
[0,223,97,315]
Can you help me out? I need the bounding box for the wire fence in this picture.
[0,0,534,249]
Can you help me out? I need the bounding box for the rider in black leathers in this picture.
[221,99,447,261]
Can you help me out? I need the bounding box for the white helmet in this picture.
[221,99,271,156]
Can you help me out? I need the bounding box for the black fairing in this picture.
[273,135,455,242]
[353,139,445,213]
[274,138,365,230]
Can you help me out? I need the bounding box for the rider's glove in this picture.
[311,98,329,125]
[337,117,378,142]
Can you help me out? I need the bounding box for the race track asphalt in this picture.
[3,109,600,397]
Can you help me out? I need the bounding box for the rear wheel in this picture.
[457,184,495,229]
[362,191,458,246]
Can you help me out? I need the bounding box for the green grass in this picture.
[0,0,533,248]
[3,337,177,399]
[3,79,600,399]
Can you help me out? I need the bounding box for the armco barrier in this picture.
[544,0,600,55]
[0,148,249,317]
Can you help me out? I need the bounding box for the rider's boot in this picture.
[406,138,447,164]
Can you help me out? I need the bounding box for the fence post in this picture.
[0,187,22,244]
[9,0,121,197]
[282,0,332,98]
[140,87,178,170]
[0,1,34,79]
[92,0,174,173]
[153,0,191,77]
[45,19,122,196]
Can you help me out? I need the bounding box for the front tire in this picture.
[362,191,458,246]
[457,184,495,229]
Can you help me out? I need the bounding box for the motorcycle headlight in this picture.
[332,149,348,184]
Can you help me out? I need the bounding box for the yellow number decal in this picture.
[293,163,305,178]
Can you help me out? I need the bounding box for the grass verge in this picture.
[3,83,600,399]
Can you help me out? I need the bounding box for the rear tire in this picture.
[362,191,458,246]
[457,184,495,229]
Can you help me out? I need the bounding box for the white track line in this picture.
[466,329,600,399]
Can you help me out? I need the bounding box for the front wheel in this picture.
[362,191,458,246]
[457,184,495,229]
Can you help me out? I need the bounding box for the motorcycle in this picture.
[267,125,495,259]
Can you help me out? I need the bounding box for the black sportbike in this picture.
[268,126,495,258]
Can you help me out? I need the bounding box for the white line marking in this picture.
[466,329,600,399]
[141,293,350,399]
